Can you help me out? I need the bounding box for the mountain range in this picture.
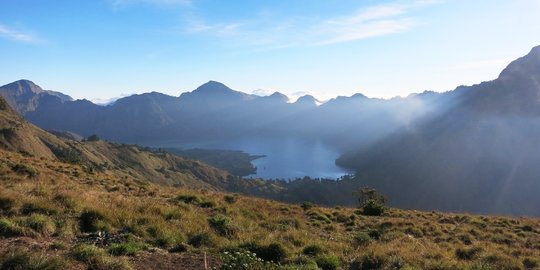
[2,45,540,216]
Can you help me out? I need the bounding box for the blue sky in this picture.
[1,0,540,102]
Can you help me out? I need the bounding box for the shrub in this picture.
[174,194,202,205]
[71,244,103,262]
[23,214,56,236]
[224,194,238,204]
[71,244,132,270]
[200,200,217,208]
[86,134,100,142]
[0,196,16,215]
[405,227,424,238]
[302,244,324,257]
[79,209,109,233]
[523,257,539,269]
[0,218,27,237]
[168,243,189,253]
[353,252,387,270]
[455,246,482,260]
[354,232,372,246]
[164,209,182,220]
[241,243,288,263]
[360,200,385,216]
[153,230,181,248]
[481,253,522,270]
[11,163,38,177]
[301,202,314,211]
[20,202,58,216]
[208,215,235,237]
[315,254,341,270]
[187,232,215,248]
[108,242,147,256]
[53,194,79,210]
[0,248,65,270]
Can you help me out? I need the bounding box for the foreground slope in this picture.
[1,148,540,270]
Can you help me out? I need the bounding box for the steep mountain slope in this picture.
[337,45,540,216]
[0,95,233,189]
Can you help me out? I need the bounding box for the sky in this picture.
[1,0,540,102]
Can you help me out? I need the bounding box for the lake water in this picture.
[148,137,351,179]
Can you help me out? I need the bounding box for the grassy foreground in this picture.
[0,149,539,270]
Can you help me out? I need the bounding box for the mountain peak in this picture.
[294,95,319,107]
[1,79,44,95]
[498,45,540,81]
[268,91,288,100]
[194,80,233,94]
[179,81,255,104]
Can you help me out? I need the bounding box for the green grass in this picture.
[0,149,539,270]
[0,248,65,270]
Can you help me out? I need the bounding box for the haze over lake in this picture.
[146,137,351,179]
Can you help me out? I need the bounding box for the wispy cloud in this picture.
[185,0,439,50]
[0,24,40,43]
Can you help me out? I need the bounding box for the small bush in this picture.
[405,227,424,238]
[153,229,181,248]
[354,252,387,270]
[108,242,147,256]
[11,163,38,177]
[241,242,288,263]
[23,214,56,236]
[79,209,109,233]
[0,248,65,270]
[301,202,314,211]
[302,245,324,257]
[0,218,27,237]
[224,194,238,204]
[53,194,79,210]
[168,243,189,253]
[187,232,215,248]
[71,244,103,262]
[164,209,182,220]
[21,202,58,216]
[354,232,371,246]
[208,215,236,237]
[315,254,341,270]
[174,194,202,205]
[523,257,539,269]
[200,200,217,208]
[360,200,385,216]
[455,246,482,260]
[71,244,132,270]
[0,196,16,214]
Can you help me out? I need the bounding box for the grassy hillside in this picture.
[1,149,539,270]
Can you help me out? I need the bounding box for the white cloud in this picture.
[185,1,439,49]
[0,24,39,43]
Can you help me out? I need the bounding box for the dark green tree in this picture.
[353,187,386,216]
